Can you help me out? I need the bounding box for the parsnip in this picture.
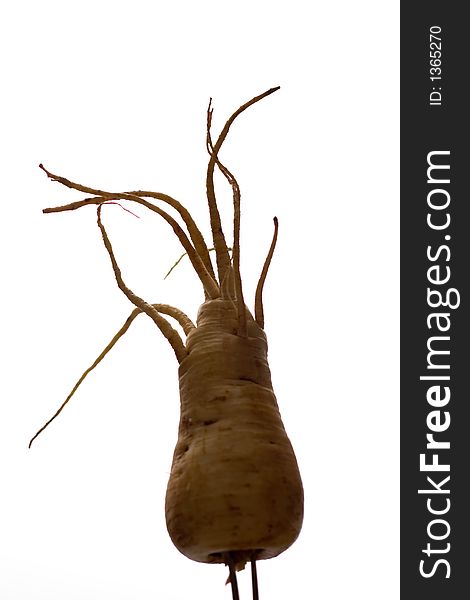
[166,298,303,570]
[31,87,304,595]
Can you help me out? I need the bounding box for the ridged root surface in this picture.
[165,299,304,570]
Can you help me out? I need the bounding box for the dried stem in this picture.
[254,217,279,329]
[205,87,280,290]
[164,247,231,281]
[206,110,246,333]
[28,302,194,447]
[40,165,220,299]
[96,205,187,362]
[205,99,232,287]
[128,189,215,281]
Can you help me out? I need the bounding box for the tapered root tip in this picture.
[39,163,52,178]
[28,432,39,448]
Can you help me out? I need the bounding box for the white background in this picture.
[0,1,399,598]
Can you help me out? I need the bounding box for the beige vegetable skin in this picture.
[30,87,303,596]
[167,298,303,570]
